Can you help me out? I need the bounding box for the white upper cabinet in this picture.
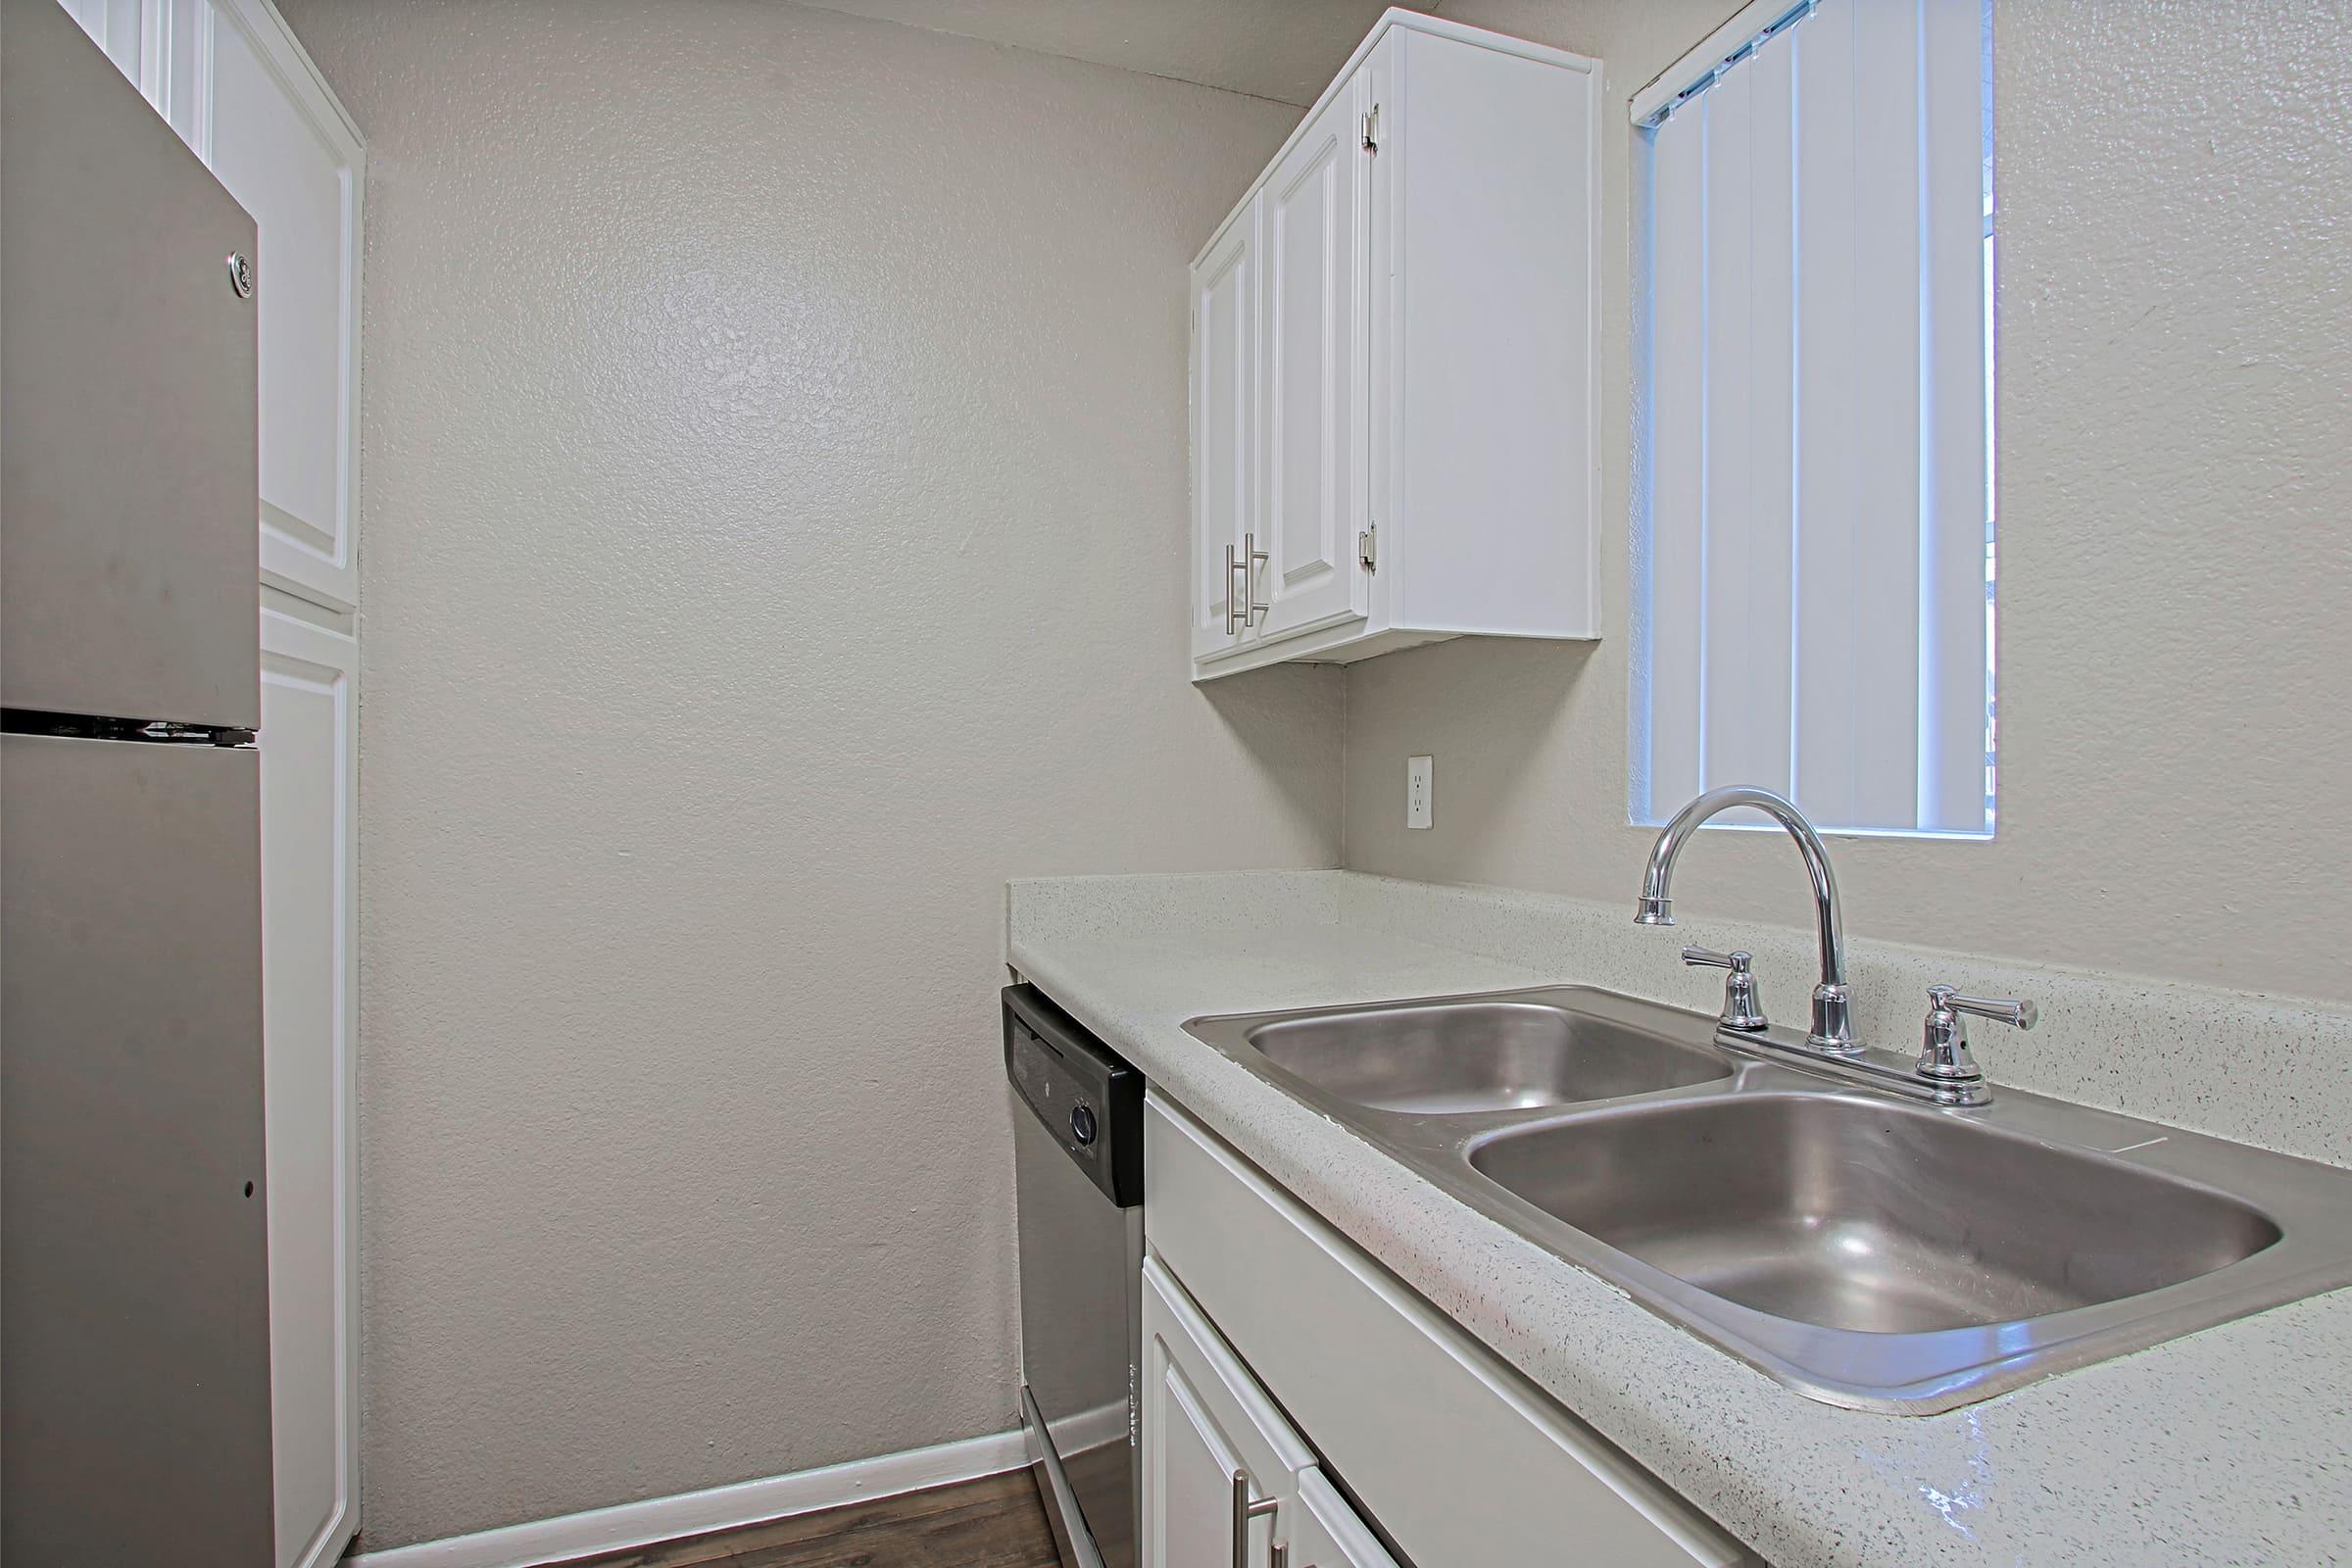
[175,0,366,610]
[61,0,367,611]
[198,2,364,609]
[59,0,147,81]
[1188,11,1597,681]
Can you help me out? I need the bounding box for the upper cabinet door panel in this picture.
[172,0,365,610]
[1190,210,1256,664]
[1254,77,1368,645]
[58,0,148,84]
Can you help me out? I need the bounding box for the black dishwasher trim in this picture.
[1004,984,1144,1208]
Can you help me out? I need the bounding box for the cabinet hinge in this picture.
[1361,103,1381,154]
[1358,522,1379,572]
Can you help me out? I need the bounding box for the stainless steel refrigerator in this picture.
[2,0,277,1559]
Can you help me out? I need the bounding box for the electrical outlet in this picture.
[1406,755,1434,830]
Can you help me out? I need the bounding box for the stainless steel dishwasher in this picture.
[1004,984,1144,1568]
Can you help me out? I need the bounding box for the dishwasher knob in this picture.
[1069,1102,1097,1147]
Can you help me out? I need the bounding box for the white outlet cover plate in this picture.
[1407,755,1434,829]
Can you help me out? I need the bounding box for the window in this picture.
[1630,0,1996,836]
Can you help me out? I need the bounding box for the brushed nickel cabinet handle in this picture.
[1232,1471,1279,1567]
[1225,543,1247,634]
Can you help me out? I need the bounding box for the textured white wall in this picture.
[1346,0,2352,1005]
[276,0,1322,1547]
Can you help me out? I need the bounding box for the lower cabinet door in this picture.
[259,597,361,1568]
[1284,1470,1401,1568]
[1141,1256,1315,1568]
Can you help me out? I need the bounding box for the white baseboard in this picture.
[348,1428,1028,1568]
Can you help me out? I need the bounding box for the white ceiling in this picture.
[795,0,1430,106]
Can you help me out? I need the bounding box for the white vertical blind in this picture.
[1644,103,1706,805]
[1636,0,1991,834]
[1921,0,1994,829]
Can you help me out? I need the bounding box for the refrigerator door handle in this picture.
[2,709,256,747]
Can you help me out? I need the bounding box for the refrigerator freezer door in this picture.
[1,0,260,729]
[1,734,274,1565]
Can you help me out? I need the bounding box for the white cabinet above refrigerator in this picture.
[60,0,367,612]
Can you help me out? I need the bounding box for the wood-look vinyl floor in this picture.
[550,1469,1061,1568]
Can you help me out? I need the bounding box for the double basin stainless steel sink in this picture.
[1183,986,2352,1413]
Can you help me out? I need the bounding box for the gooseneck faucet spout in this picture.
[1636,786,1854,1054]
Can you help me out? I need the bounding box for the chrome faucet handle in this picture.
[1683,947,1767,1032]
[1917,984,2038,1099]
[1941,989,2039,1031]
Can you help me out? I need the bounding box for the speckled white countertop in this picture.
[1006,870,2352,1568]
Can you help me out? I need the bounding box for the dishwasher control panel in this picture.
[1004,984,1142,1207]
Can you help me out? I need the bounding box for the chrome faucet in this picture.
[1635,786,1854,1053]
[1636,786,2035,1107]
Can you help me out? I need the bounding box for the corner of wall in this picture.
[1336,662,1352,870]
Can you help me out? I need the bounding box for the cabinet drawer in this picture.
[1145,1094,1751,1568]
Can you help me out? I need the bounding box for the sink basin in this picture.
[1242,997,1731,1115]
[1468,1093,2282,1334]
[1185,984,2352,1411]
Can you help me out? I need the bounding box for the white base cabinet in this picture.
[259,594,360,1568]
[1288,1471,1404,1568]
[1189,11,1598,681]
[1143,1093,1754,1568]
[1143,1257,1395,1568]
